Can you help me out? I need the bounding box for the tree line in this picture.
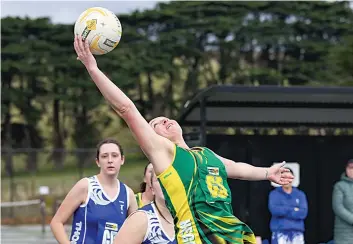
[2,1,353,172]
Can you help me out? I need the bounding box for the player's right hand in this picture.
[74,35,97,70]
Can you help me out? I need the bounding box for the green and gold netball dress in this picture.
[135,192,144,208]
[158,145,256,244]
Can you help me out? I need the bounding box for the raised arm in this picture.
[74,36,174,173]
[215,153,293,185]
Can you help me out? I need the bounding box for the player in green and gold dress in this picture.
[74,35,294,244]
[157,145,255,243]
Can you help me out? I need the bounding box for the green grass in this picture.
[1,155,147,202]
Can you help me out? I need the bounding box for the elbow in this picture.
[299,212,308,220]
[50,217,61,231]
[268,206,277,215]
[332,205,339,216]
[332,201,339,213]
[50,218,56,231]
[114,101,135,117]
[270,211,280,216]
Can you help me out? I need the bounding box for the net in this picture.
[1,199,43,225]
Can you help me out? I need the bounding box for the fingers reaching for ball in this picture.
[73,35,97,70]
[74,35,85,57]
[73,35,80,58]
[84,38,91,53]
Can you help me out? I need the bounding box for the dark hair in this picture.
[284,167,294,176]
[139,162,152,192]
[347,159,353,167]
[96,138,124,160]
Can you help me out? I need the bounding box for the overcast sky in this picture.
[2,0,352,24]
[1,1,168,24]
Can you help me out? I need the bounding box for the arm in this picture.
[127,187,138,215]
[113,211,147,244]
[50,179,88,244]
[332,183,353,225]
[216,154,268,180]
[74,36,174,174]
[288,192,308,220]
[215,153,292,185]
[268,191,291,217]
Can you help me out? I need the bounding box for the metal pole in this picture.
[199,98,207,146]
[7,148,15,218]
[40,197,46,234]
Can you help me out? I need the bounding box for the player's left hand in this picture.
[267,161,294,185]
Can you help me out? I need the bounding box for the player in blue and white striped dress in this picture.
[113,171,176,244]
[50,138,138,244]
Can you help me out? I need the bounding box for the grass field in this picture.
[1,154,147,203]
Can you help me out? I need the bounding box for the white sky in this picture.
[1,0,352,24]
[1,1,168,24]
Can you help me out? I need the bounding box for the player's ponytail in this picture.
[139,162,152,192]
[139,182,147,193]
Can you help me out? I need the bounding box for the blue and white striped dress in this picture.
[138,202,176,244]
[69,175,129,244]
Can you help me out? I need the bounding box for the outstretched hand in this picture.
[267,161,294,185]
[73,35,97,70]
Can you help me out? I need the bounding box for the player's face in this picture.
[346,163,353,179]
[149,116,182,141]
[144,163,154,188]
[96,143,124,176]
[151,173,165,200]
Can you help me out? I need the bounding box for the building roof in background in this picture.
[178,85,353,128]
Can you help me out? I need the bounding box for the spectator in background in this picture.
[332,159,353,244]
[268,168,308,244]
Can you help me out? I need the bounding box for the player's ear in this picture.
[95,159,100,168]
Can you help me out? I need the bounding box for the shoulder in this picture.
[333,180,345,191]
[200,147,216,155]
[119,181,135,195]
[269,188,280,196]
[73,178,89,191]
[125,185,135,196]
[334,180,351,193]
[127,210,149,226]
[139,202,154,211]
[63,178,89,204]
[294,188,307,197]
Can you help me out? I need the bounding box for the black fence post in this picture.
[199,98,207,146]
